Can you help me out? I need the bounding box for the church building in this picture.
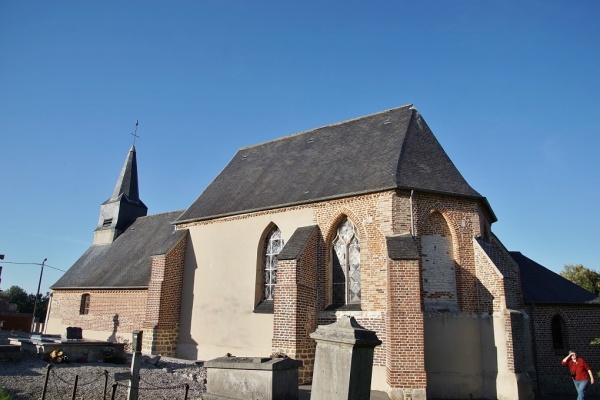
[46,104,600,399]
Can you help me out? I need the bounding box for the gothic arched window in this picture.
[79,293,90,315]
[263,227,284,301]
[332,218,361,306]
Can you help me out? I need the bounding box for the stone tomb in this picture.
[9,332,125,363]
[203,356,303,400]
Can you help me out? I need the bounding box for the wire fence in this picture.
[39,363,205,400]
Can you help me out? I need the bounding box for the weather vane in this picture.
[131,120,140,146]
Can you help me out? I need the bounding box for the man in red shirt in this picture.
[562,350,595,400]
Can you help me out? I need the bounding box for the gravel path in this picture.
[0,352,206,400]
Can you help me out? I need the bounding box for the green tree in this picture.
[0,285,30,312]
[560,264,600,296]
[0,285,50,322]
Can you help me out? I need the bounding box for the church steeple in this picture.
[110,145,141,203]
[93,145,148,245]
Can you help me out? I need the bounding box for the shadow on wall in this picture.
[424,270,499,399]
[174,238,199,360]
[107,313,119,342]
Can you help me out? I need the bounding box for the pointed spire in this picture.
[94,145,147,245]
[110,145,141,203]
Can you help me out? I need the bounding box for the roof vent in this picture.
[308,138,314,143]
[102,218,113,228]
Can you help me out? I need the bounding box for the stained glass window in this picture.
[332,219,361,305]
[264,227,284,301]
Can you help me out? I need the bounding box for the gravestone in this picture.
[66,326,83,340]
[204,356,302,400]
[310,316,382,400]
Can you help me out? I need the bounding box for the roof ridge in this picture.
[239,104,415,151]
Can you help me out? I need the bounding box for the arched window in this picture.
[263,227,284,301]
[79,293,90,315]
[551,315,566,351]
[332,218,361,306]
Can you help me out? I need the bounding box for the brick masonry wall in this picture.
[142,235,187,356]
[312,191,394,371]
[526,304,600,397]
[49,289,147,339]
[421,234,458,312]
[317,311,387,367]
[269,191,396,383]
[413,192,492,313]
[272,228,319,384]
[179,189,496,394]
[473,240,506,314]
[387,258,426,390]
[473,235,531,374]
[313,191,397,313]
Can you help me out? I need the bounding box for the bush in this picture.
[0,388,14,400]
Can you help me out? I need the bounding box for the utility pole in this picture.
[0,254,4,289]
[31,258,47,333]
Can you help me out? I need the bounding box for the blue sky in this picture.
[1,1,598,295]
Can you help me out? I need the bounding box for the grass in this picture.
[0,388,13,400]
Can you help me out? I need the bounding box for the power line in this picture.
[1,261,67,272]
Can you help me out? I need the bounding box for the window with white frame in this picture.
[331,218,361,305]
[263,227,284,301]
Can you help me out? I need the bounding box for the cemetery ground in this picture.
[1,352,598,399]
[0,351,205,399]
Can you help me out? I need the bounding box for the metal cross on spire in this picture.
[131,120,140,146]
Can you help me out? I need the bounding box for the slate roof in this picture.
[51,211,186,289]
[176,105,493,224]
[511,251,599,304]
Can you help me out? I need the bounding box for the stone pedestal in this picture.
[310,316,381,400]
[204,356,303,400]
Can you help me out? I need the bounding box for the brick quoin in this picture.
[272,229,319,384]
[387,258,426,389]
[143,235,187,356]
